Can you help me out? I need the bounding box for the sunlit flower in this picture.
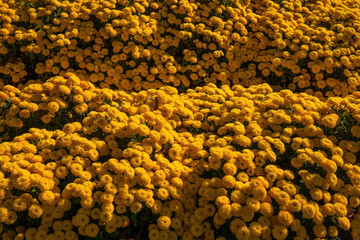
[28,204,43,219]
[157,215,171,230]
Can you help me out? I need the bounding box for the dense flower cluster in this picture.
[0,0,360,96]
[0,73,360,239]
[1,0,360,239]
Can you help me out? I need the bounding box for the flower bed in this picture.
[0,0,360,95]
[1,74,360,239]
[1,0,360,239]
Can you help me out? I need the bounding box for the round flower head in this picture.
[235,225,251,239]
[11,117,24,128]
[157,188,169,200]
[246,197,261,212]
[59,85,71,95]
[321,113,340,128]
[118,215,130,228]
[130,201,142,214]
[194,207,207,221]
[47,101,60,113]
[249,221,262,237]
[191,224,204,237]
[35,230,47,240]
[73,214,90,227]
[28,204,43,219]
[240,206,255,222]
[313,224,327,238]
[14,175,31,190]
[62,123,75,134]
[276,191,290,205]
[277,211,293,226]
[19,109,31,118]
[38,190,55,205]
[286,199,301,213]
[337,216,351,230]
[0,207,9,222]
[100,211,113,223]
[157,215,171,230]
[171,217,182,229]
[272,225,288,240]
[301,204,315,219]
[215,196,230,207]
[260,202,274,217]
[88,149,99,161]
[351,126,360,138]
[12,197,28,212]
[204,204,216,217]
[218,204,233,219]
[222,175,236,188]
[149,229,160,240]
[334,202,347,217]
[223,162,237,175]
[253,186,267,201]
[41,114,52,124]
[25,228,37,240]
[328,225,338,238]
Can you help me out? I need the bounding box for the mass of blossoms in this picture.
[0,0,360,239]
